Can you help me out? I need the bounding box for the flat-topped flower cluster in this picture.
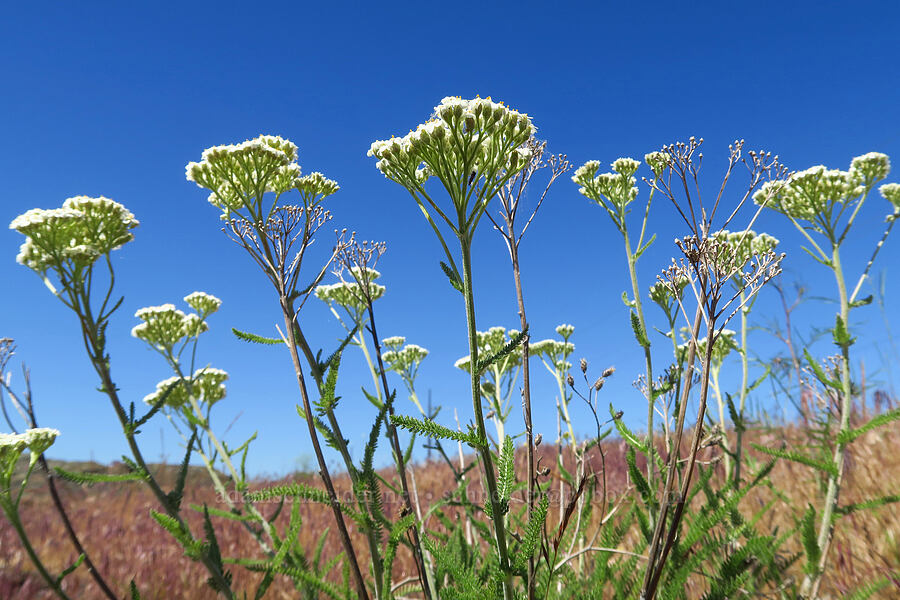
[315,267,385,315]
[142,368,229,409]
[0,428,60,487]
[9,196,138,274]
[754,152,892,224]
[131,292,220,353]
[185,134,339,220]
[368,96,536,219]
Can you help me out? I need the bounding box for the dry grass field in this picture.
[1,417,898,600]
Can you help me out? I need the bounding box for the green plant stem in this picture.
[802,244,853,599]
[279,299,370,600]
[367,307,434,600]
[34,453,119,600]
[74,309,236,599]
[622,224,656,510]
[641,301,703,599]
[711,367,732,480]
[734,291,749,487]
[460,238,513,600]
[509,247,537,600]
[0,499,74,600]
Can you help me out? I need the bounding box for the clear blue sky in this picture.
[2,2,898,476]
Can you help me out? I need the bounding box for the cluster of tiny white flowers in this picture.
[383,343,429,378]
[572,157,640,215]
[184,291,222,317]
[368,96,536,205]
[131,299,213,351]
[555,324,575,338]
[9,197,138,274]
[186,134,334,218]
[143,368,229,409]
[381,336,406,349]
[881,183,900,220]
[0,428,60,479]
[648,275,689,307]
[850,152,891,188]
[315,269,385,313]
[297,172,340,198]
[611,157,641,178]
[713,230,780,272]
[529,339,575,360]
[644,151,670,178]
[754,153,892,222]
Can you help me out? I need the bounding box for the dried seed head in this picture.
[538,466,551,477]
[580,357,587,373]
[566,374,575,387]
[602,366,615,378]
[614,410,624,420]
[593,377,605,391]
[534,433,543,446]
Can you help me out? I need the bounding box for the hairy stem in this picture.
[461,238,513,600]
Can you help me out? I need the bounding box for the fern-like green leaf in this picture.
[837,407,900,445]
[800,504,821,576]
[514,496,549,572]
[751,443,838,477]
[475,327,528,375]
[440,260,464,293]
[53,466,147,487]
[231,327,283,345]
[391,414,486,449]
[630,311,650,348]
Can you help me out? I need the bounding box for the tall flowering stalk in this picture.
[638,139,788,599]
[755,152,899,598]
[9,197,237,597]
[573,153,665,505]
[369,96,536,598]
[185,136,372,600]
[487,138,570,600]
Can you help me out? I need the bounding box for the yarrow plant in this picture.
[369,96,538,600]
[754,151,900,599]
[5,103,900,600]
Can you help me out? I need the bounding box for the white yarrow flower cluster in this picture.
[754,153,892,223]
[880,183,900,220]
[368,96,537,215]
[186,134,336,219]
[184,291,222,317]
[315,268,385,314]
[0,428,60,481]
[573,157,641,219]
[132,293,218,352]
[143,368,229,409]
[9,197,139,274]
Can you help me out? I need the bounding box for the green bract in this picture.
[9,196,138,275]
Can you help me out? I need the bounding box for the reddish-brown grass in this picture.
[1,420,898,599]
